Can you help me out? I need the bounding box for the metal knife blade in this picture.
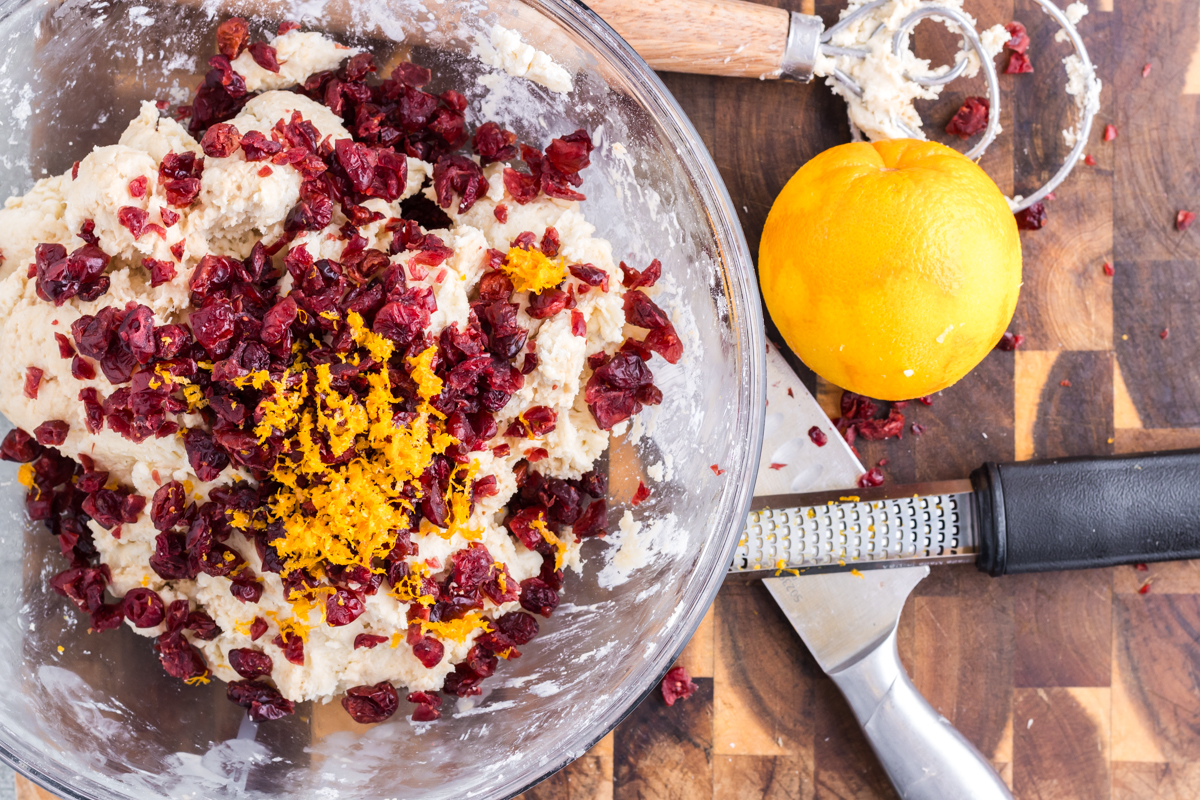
[766,568,1013,799]
[729,479,978,576]
[764,566,927,672]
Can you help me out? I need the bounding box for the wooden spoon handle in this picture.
[587,0,790,79]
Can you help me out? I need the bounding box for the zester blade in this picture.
[729,479,978,576]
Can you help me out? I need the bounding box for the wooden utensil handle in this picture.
[587,0,790,79]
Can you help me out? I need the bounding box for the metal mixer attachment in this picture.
[781,0,1100,212]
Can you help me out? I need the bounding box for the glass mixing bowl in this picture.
[0,0,765,796]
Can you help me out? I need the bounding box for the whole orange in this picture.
[759,139,1021,400]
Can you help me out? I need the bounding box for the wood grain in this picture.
[613,678,715,800]
[1013,687,1112,800]
[1013,569,1113,688]
[588,0,790,79]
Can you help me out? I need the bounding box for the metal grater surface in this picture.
[729,480,979,575]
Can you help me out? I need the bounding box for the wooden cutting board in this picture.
[17,0,1200,797]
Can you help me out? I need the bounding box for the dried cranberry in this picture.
[571,310,586,337]
[156,631,208,680]
[1177,210,1196,231]
[433,155,486,214]
[342,682,399,723]
[620,259,661,289]
[573,470,605,500]
[189,301,236,355]
[165,175,202,207]
[121,588,165,628]
[492,611,537,646]
[23,367,42,400]
[1104,123,1118,142]
[585,351,658,430]
[661,665,698,706]
[71,307,116,359]
[229,648,273,679]
[945,96,989,139]
[144,258,177,287]
[572,498,607,538]
[51,332,75,360]
[856,408,904,441]
[117,207,163,240]
[1,428,43,463]
[79,388,105,433]
[807,426,828,447]
[50,566,108,613]
[326,588,366,627]
[1015,202,1046,230]
[1005,51,1033,74]
[248,42,280,73]
[215,17,249,59]
[858,468,885,488]
[408,691,442,721]
[539,227,561,257]
[117,304,156,364]
[510,230,537,251]
[473,121,518,164]
[128,176,148,198]
[503,168,540,204]
[624,291,671,330]
[545,129,593,173]
[1004,21,1029,54]
[391,61,431,88]
[522,406,557,436]
[995,331,1025,351]
[274,630,304,665]
[284,186,334,233]
[202,122,244,160]
[231,579,263,603]
[69,356,96,381]
[354,633,389,649]
[183,428,230,481]
[34,420,69,446]
[121,493,147,523]
[227,680,295,721]
[36,242,111,306]
[519,577,559,617]
[412,635,445,668]
[631,480,651,506]
[240,130,282,161]
[160,208,180,227]
[374,293,435,345]
[249,617,268,640]
[90,603,125,632]
[570,263,609,291]
[185,611,221,640]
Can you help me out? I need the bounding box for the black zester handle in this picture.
[971,449,1200,576]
